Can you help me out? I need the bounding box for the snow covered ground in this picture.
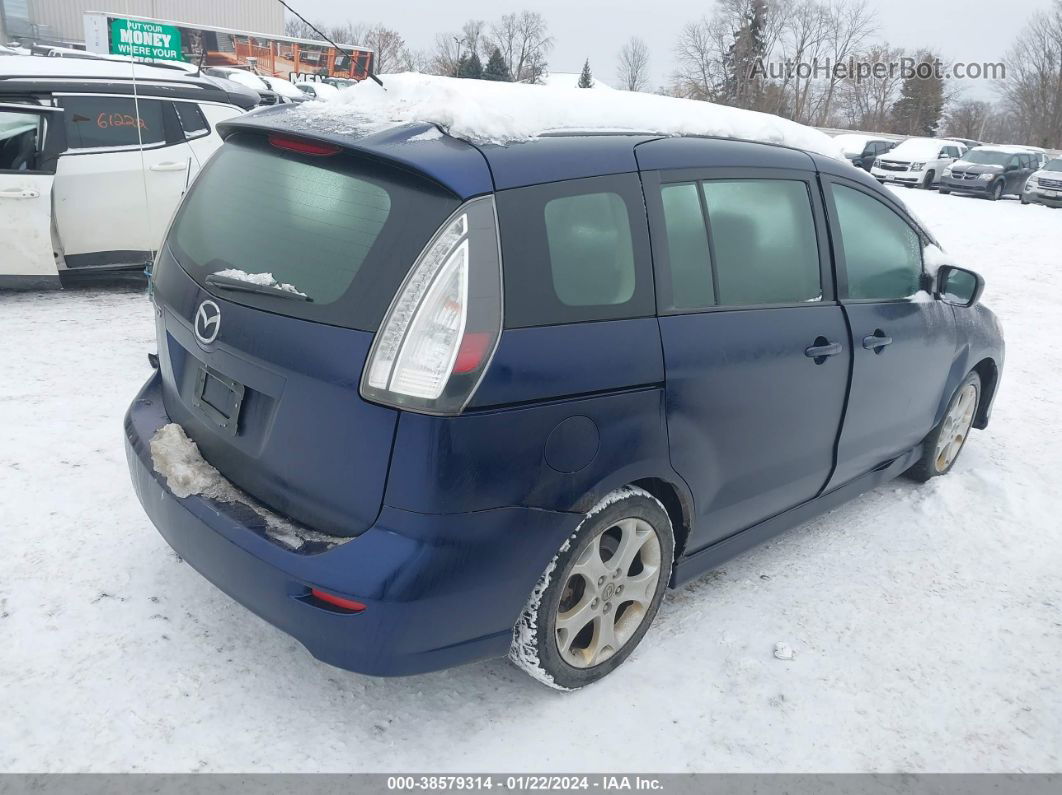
[1,189,1060,773]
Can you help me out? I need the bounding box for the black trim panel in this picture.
[64,250,152,269]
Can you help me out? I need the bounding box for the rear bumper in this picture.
[125,372,581,676]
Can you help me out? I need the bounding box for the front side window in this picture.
[59,95,165,149]
[497,174,653,328]
[830,184,922,300]
[0,110,43,171]
[658,178,822,309]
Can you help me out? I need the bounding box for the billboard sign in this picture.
[84,12,374,81]
[110,18,183,62]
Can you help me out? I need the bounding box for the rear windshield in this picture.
[167,134,460,331]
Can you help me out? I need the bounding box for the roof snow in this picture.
[296,73,844,158]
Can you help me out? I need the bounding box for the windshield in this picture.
[167,134,460,330]
[1043,158,1062,172]
[225,70,269,91]
[962,149,1009,166]
[262,76,304,99]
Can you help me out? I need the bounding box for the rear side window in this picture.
[658,178,821,309]
[174,102,208,139]
[497,174,654,328]
[59,95,165,149]
[829,184,922,300]
[167,135,460,331]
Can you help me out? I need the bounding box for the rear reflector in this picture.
[267,133,341,156]
[453,332,492,374]
[310,588,366,612]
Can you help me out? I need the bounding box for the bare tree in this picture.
[361,25,406,74]
[671,17,726,100]
[943,99,994,140]
[617,37,650,91]
[835,43,906,129]
[998,0,1062,148]
[429,32,464,76]
[488,11,554,83]
[808,0,876,125]
[284,16,325,41]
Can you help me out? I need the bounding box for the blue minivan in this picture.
[125,106,1004,689]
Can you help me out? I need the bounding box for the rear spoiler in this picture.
[216,107,493,199]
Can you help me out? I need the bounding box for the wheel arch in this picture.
[971,357,999,429]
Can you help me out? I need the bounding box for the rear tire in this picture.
[509,486,674,690]
[907,372,981,482]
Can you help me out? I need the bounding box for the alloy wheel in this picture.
[935,383,977,471]
[555,518,663,669]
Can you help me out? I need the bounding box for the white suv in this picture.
[0,55,256,289]
[870,137,967,189]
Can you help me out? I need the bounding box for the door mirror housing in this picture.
[936,265,984,307]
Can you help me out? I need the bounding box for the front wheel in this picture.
[509,486,674,690]
[939,187,951,195]
[987,180,1003,201]
[907,372,981,482]
[922,170,936,189]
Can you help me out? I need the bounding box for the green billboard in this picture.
[109,17,183,62]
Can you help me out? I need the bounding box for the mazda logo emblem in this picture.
[194,300,221,345]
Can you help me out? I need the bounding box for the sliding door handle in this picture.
[805,338,842,364]
[862,331,893,352]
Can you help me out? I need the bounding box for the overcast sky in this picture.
[295,0,1052,98]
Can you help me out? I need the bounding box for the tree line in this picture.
[285,0,1062,148]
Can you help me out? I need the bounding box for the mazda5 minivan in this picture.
[125,106,1004,689]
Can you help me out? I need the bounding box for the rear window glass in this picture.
[544,192,635,307]
[497,174,654,328]
[174,102,208,137]
[59,95,165,149]
[167,135,460,331]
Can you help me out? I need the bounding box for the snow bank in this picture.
[213,269,307,298]
[296,73,844,158]
[149,423,338,551]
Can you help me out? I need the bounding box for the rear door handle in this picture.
[805,340,842,362]
[149,161,188,172]
[0,188,39,199]
[862,332,894,351]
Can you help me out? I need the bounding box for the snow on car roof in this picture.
[886,137,961,160]
[0,53,204,82]
[297,72,844,158]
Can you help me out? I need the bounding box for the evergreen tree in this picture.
[458,51,483,79]
[718,0,768,108]
[578,58,594,88]
[890,52,944,136]
[483,47,512,81]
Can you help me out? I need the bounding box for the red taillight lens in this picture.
[310,588,366,612]
[453,332,492,375]
[267,133,341,156]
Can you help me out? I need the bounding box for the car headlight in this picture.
[1026,177,1038,188]
[910,162,924,171]
[978,173,993,181]
[942,167,952,176]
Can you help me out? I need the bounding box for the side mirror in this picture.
[936,265,984,307]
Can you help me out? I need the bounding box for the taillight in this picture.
[360,196,502,415]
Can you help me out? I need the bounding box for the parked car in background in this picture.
[0,55,255,289]
[945,137,982,150]
[1013,145,1049,169]
[203,67,281,105]
[833,133,898,171]
[294,80,341,101]
[939,146,1039,200]
[125,107,1003,689]
[1021,155,1062,207]
[259,75,309,103]
[871,137,966,188]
